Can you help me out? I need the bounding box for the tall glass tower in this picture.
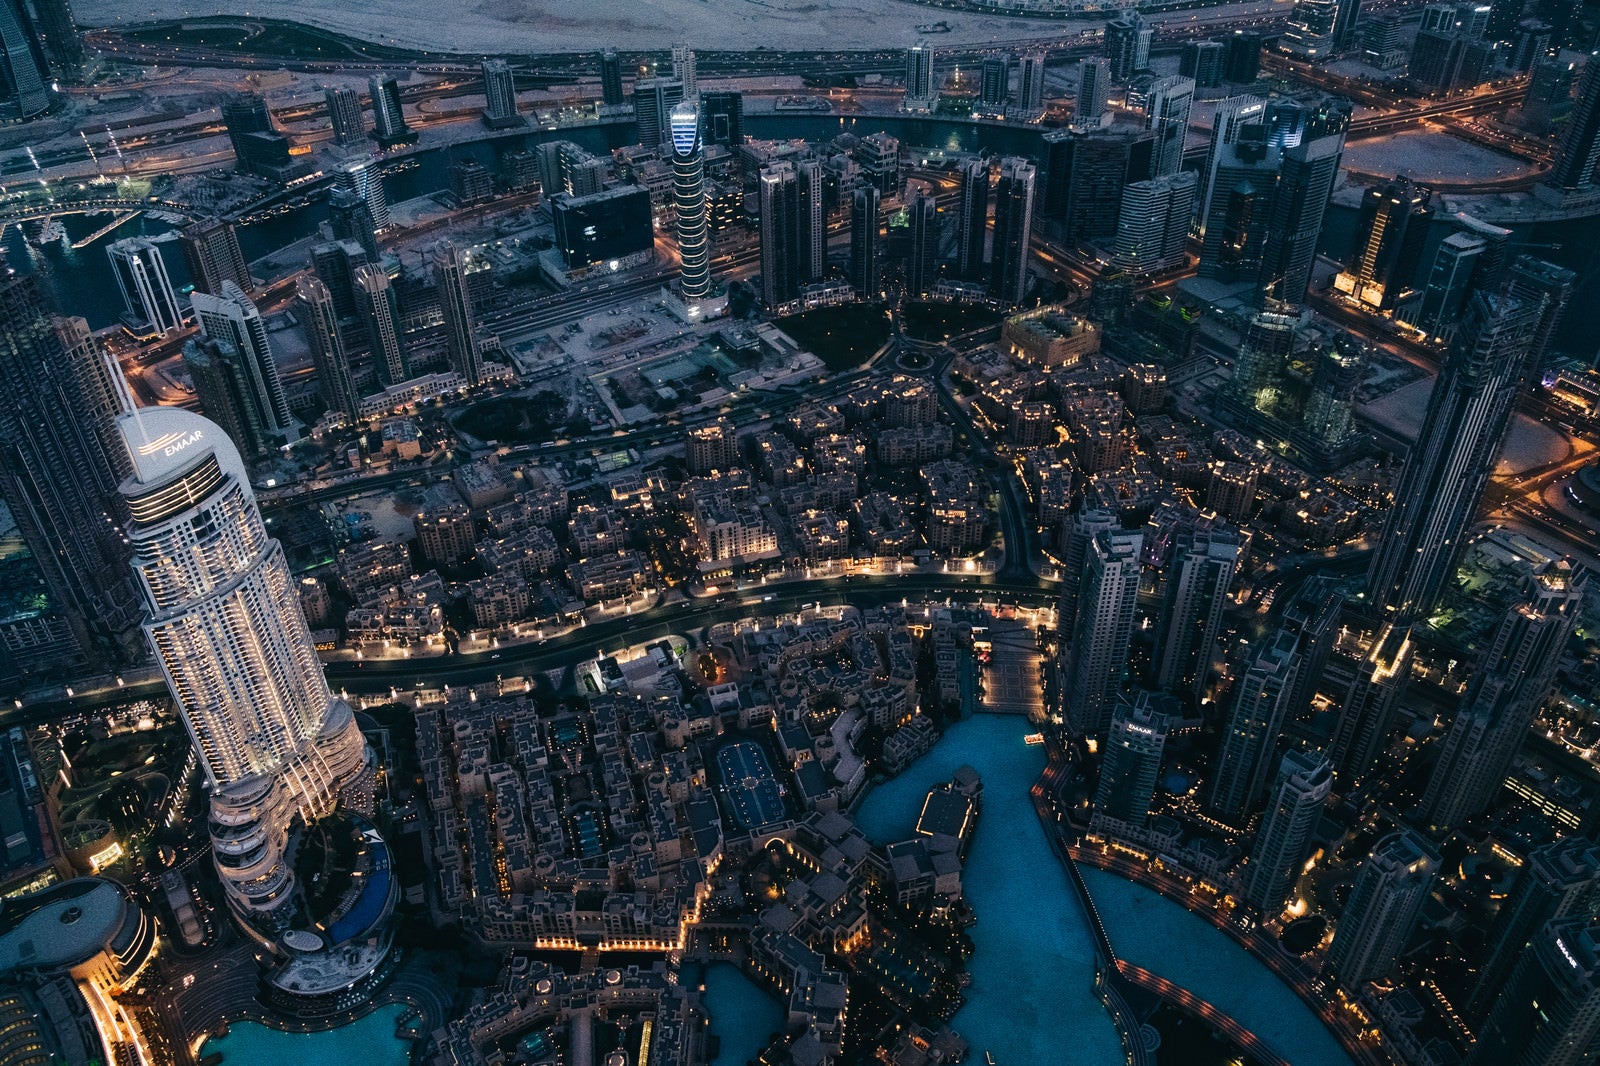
[117,406,365,924]
[671,101,711,299]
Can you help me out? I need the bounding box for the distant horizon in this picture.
[72,0,1281,55]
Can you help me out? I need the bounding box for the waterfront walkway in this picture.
[1032,738,1380,1066]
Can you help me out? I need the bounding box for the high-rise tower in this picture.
[671,43,697,98]
[481,59,521,128]
[850,185,880,301]
[433,239,483,387]
[908,191,938,297]
[759,161,801,309]
[1329,830,1440,988]
[354,263,407,387]
[0,1,50,118]
[1366,291,1537,620]
[117,407,366,922]
[191,282,292,438]
[333,157,390,235]
[599,47,624,106]
[1063,528,1143,738]
[1145,75,1195,178]
[905,43,934,105]
[1260,130,1345,303]
[107,237,184,337]
[1336,176,1433,311]
[957,157,989,282]
[1243,748,1332,914]
[1150,527,1240,701]
[0,275,143,674]
[1469,837,1600,1018]
[1547,56,1600,190]
[368,72,413,146]
[1077,57,1111,125]
[180,217,251,298]
[1210,628,1301,821]
[1105,11,1151,80]
[324,84,365,146]
[1470,920,1600,1066]
[670,101,711,299]
[1094,692,1172,825]
[989,157,1035,307]
[296,275,359,420]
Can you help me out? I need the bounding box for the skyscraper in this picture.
[1335,176,1433,311]
[1420,562,1583,828]
[368,72,414,146]
[1094,692,1172,825]
[1224,30,1264,83]
[668,101,712,301]
[1329,621,1414,786]
[433,239,483,387]
[1105,11,1151,81]
[633,77,684,147]
[1412,232,1485,340]
[701,90,744,145]
[956,157,989,282]
[759,161,801,309]
[354,263,407,387]
[858,132,900,198]
[988,157,1035,306]
[908,191,938,297]
[1230,304,1298,402]
[1040,126,1157,243]
[1469,837,1600,1018]
[979,53,1012,109]
[1077,57,1111,125]
[180,217,251,298]
[1180,40,1226,88]
[116,406,366,921]
[1145,75,1195,178]
[798,158,825,284]
[189,282,293,453]
[1469,920,1600,1066]
[1111,171,1196,275]
[1328,830,1440,988]
[1197,136,1280,282]
[0,275,142,673]
[1210,628,1301,821]
[1019,53,1045,112]
[1333,0,1365,51]
[1366,291,1537,620]
[0,0,49,118]
[481,58,522,128]
[333,156,391,235]
[1243,749,1332,914]
[107,236,184,337]
[905,43,934,105]
[1506,254,1577,380]
[28,0,80,83]
[671,43,697,98]
[1197,94,1266,238]
[296,276,358,420]
[1283,0,1339,58]
[849,185,880,300]
[324,84,364,146]
[1548,56,1600,190]
[1260,130,1345,303]
[1150,527,1240,701]
[1063,528,1143,738]
[1302,334,1367,459]
[598,47,625,105]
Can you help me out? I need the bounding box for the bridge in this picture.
[0,195,204,228]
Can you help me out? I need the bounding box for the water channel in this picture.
[198,1002,411,1066]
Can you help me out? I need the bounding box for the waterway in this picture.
[199,1003,411,1066]
[683,961,786,1066]
[1077,865,1353,1066]
[853,713,1126,1066]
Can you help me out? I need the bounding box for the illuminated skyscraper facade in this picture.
[671,101,711,299]
[118,407,365,923]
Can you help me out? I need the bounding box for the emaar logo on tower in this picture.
[136,428,205,459]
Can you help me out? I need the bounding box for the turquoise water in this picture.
[1079,865,1352,1066]
[201,1004,411,1066]
[691,961,785,1066]
[854,715,1126,1066]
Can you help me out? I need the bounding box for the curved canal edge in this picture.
[1030,735,1382,1066]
